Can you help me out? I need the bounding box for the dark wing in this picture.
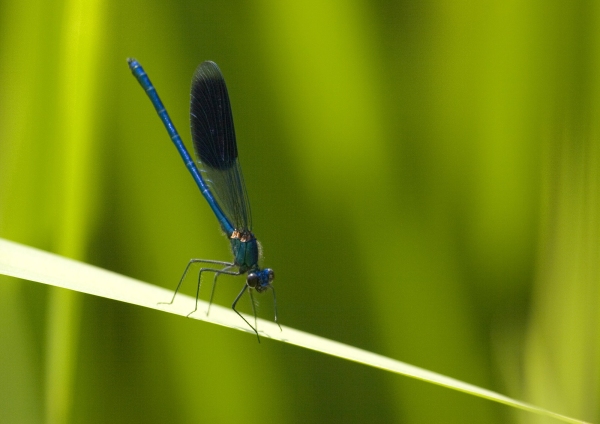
[190,61,252,231]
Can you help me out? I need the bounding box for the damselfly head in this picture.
[247,268,274,293]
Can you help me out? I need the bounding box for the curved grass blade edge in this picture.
[0,237,589,424]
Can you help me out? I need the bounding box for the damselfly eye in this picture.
[247,273,259,288]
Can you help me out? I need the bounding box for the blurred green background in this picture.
[0,0,599,423]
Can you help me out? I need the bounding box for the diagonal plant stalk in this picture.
[0,237,589,424]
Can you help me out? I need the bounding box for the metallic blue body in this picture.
[127,58,278,339]
[230,230,259,273]
[128,59,234,235]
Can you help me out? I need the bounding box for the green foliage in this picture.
[0,0,598,423]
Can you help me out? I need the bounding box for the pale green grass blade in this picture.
[0,237,589,424]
